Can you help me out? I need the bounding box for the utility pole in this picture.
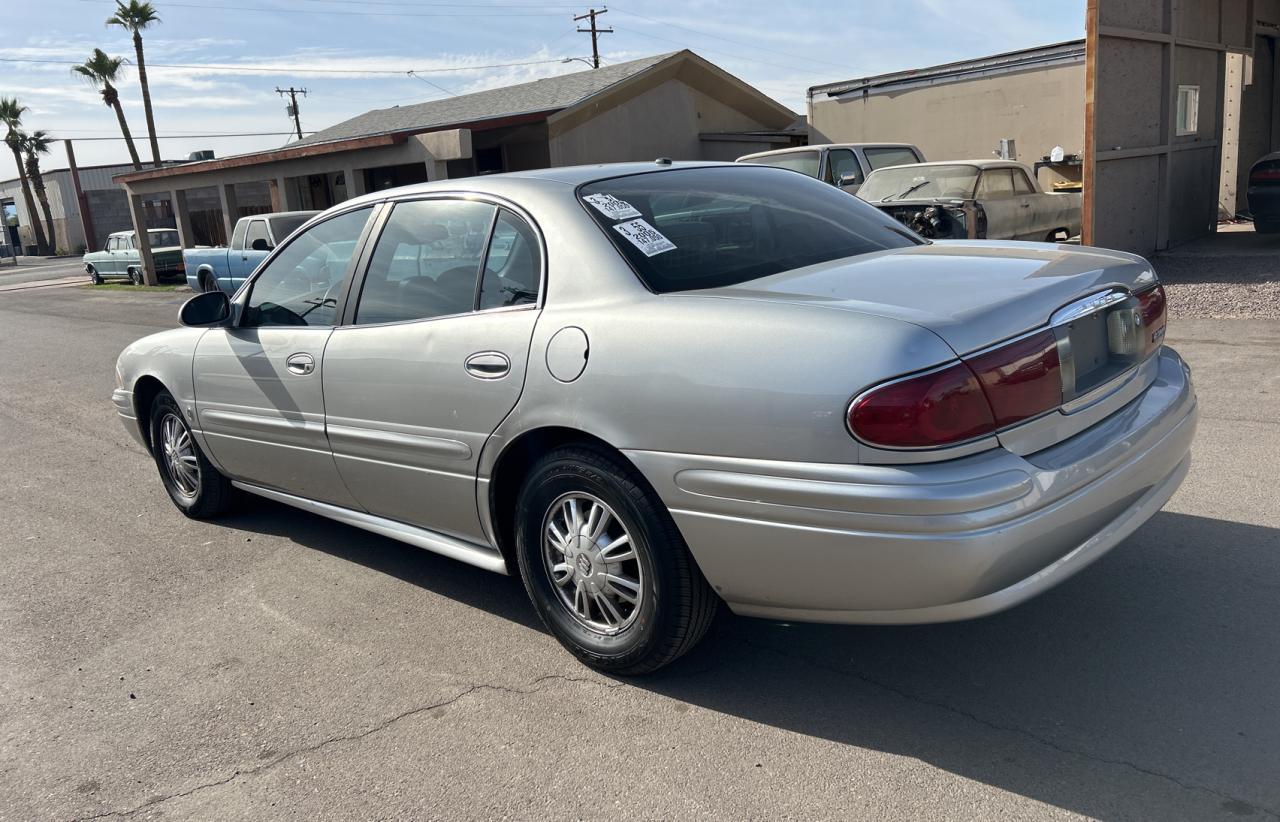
[574,7,612,69]
[275,87,308,141]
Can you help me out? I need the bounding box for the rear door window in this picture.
[355,199,496,325]
[1013,169,1036,194]
[478,211,540,310]
[977,169,1016,199]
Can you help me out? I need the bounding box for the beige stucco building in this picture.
[808,41,1086,189]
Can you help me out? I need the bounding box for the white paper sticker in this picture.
[583,193,642,221]
[613,219,677,257]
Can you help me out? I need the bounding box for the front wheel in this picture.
[515,446,718,675]
[129,267,144,286]
[87,265,102,285]
[149,391,232,518]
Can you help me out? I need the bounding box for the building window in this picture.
[1176,85,1200,136]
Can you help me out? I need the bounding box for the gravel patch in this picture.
[1154,254,1280,320]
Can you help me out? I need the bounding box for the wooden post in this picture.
[217,183,239,245]
[126,190,158,286]
[64,139,96,252]
[171,189,194,250]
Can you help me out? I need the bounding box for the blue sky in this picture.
[2,0,1085,173]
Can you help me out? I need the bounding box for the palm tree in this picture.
[0,98,50,255]
[73,49,142,170]
[20,131,58,253]
[107,1,162,168]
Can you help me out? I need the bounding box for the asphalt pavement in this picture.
[0,286,1277,821]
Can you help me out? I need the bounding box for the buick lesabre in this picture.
[112,162,1197,673]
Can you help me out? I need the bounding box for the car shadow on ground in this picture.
[222,498,1280,819]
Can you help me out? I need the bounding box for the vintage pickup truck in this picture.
[83,229,186,284]
[736,143,925,195]
[856,160,1082,242]
[185,210,316,293]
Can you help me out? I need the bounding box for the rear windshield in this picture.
[579,166,922,294]
[737,150,820,178]
[269,214,311,243]
[148,230,180,247]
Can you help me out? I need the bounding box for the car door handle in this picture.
[1020,202,1032,208]
[464,351,510,380]
[285,352,315,375]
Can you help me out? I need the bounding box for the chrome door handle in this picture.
[464,351,511,380]
[285,352,315,375]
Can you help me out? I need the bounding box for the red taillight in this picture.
[1137,283,1167,356]
[967,330,1062,428]
[849,331,1063,448]
[848,362,996,448]
[1251,166,1280,183]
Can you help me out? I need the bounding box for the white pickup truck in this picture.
[857,160,1082,242]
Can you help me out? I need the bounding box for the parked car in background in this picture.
[185,211,317,294]
[857,160,1082,242]
[84,229,185,285]
[1246,151,1280,232]
[736,143,924,194]
[113,162,1194,674]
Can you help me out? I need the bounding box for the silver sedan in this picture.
[112,162,1197,674]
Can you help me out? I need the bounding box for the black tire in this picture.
[514,446,718,675]
[148,391,232,518]
[87,265,102,285]
[199,272,217,293]
[129,267,143,286]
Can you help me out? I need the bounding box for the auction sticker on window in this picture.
[582,193,642,221]
[612,219,677,257]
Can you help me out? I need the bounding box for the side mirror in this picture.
[837,172,861,188]
[250,238,271,252]
[179,290,230,327]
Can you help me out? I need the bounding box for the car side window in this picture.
[977,169,1015,199]
[826,149,863,186]
[245,220,271,251]
[355,199,497,325]
[106,238,117,252]
[242,206,372,328]
[1013,169,1036,195]
[478,210,540,310]
[230,219,248,251]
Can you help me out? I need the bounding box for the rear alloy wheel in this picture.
[129,267,144,286]
[515,446,718,675]
[149,391,232,518]
[87,265,102,285]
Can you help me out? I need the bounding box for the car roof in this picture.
[261,210,318,220]
[335,160,734,208]
[871,159,1032,171]
[737,143,918,161]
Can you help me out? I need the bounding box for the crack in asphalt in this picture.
[70,673,626,821]
[741,638,1279,820]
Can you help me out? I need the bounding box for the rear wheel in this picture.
[514,446,718,675]
[128,267,144,286]
[149,391,232,518]
[87,265,102,285]
[199,272,217,293]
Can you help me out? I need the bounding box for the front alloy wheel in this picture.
[148,391,232,518]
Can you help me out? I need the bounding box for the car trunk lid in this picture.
[695,240,1155,355]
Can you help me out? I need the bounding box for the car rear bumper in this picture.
[625,346,1197,624]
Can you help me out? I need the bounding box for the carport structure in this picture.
[111,51,799,285]
[1085,0,1279,253]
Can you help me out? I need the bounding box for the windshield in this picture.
[147,230,180,247]
[269,214,311,243]
[857,165,980,202]
[737,150,820,178]
[580,166,921,294]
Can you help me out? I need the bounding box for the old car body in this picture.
[112,162,1195,672]
[1246,151,1280,232]
[185,210,317,294]
[84,229,185,284]
[858,160,1083,242]
[736,143,924,194]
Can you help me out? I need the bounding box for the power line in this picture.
[574,7,612,70]
[608,5,856,73]
[59,131,313,141]
[407,72,458,97]
[82,0,566,17]
[0,56,578,75]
